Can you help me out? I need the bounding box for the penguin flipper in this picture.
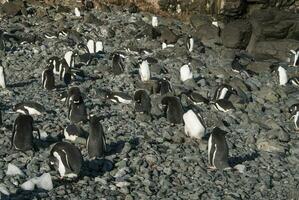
[33,127,41,140]
[11,123,16,149]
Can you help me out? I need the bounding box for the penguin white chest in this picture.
[183,110,205,139]
[139,61,150,82]
[278,66,288,85]
[188,38,194,52]
[0,67,6,89]
[294,111,299,129]
[53,152,66,177]
[152,16,158,27]
[218,88,228,100]
[180,65,193,82]
[24,106,41,115]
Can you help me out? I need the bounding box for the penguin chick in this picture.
[161,96,184,124]
[49,142,83,178]
[11,114,40,151]
[208,127,230,170]
[134,89,151,115]
[87,115,106,159]
[183,110,206,139]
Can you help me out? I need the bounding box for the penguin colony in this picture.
[0,2,298,197]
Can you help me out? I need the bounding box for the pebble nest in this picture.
[0,4,299,200]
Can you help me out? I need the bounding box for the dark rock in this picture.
[159,26,178,44]
[1,0,25,17]
[221,20,252,49]
[195,24,220,47]
[190,14,212,29]
[247,61,272,74]
[217,0,247,16]
[128,3,139,13]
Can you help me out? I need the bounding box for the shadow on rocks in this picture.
[106,140,125,156]
[82,158,114,178]
[229,151,260,166]
[8,79,37,88]
[2,188,50,200]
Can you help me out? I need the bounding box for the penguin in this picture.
[161,96,184,124]
[42,66,55,90]
[212,99,235,112]
[208,127,230,170]
[13,101,46,115]
[152,16,158,27]
[289,48,299,67]
[63,67,72,86]
[134,90,151,115]
[64,124,84,141]
[231,55,246,73]
[11,114,40,151]
[213,84,236,101]
[48,56,61,75]
[139,60,151,82]
[68,96,88,123]
[64,51,75,69]
[186,35,194,53]
[162,41,175,49]
[111,53,125,75]
[0,65,6,89]
[181,90,209,105]
[288,77,299,87]
[158,78,173,96]
[105,90,132,104]
[87,115,106,159]
[270,64,288,86]
[65,86,83,107]
[289,104,299,130]
[74,7,81,17]
[183,109,206,139]
[180,64,193,82]
[49,142,83,178]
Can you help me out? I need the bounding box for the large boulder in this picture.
[195,24,221,47]
[221,19,252,49]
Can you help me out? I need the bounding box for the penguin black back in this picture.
[134,90,151,115]
[111,53,125,75]
[42,67,55,90]
[161,96,184,124]
[12,114,40,151]
[68,100,88,124]
[87,115,106,158]
[208,127,230,169]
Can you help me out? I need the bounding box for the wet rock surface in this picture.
[0,2,298,200]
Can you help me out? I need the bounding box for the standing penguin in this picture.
[158,78,173,96]
[289,104,299,130]
[65,86,83,107]
[134,90,151,115]
[111,53,125,75]
[42,66,55,90]
[0,65,6,89]
[180,64,193,82]
[270,64,288,86]
[48,56,60,75]
[49,142,83,178]
[139,60,151,82]
[68,95,88,123]
[161,96,184,124]
[87,115,106,159]
[183,110,206,139]
[186,35,194,52]
[289,48,299,67]
[208,127,230,170]
[11,114,40,151]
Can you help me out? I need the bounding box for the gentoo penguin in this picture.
[181,90,209,105]
[212,99,235,112]
[186,35,194,52]
[68,95,88,123]
[180,64,193,82]
[11,114,40,151]
[139,60,151,82]
[64,124,83,142]
[13,101,46,115]
[208,127,230,170]
[111,53,125,75]
[288,77,299,87]
[161,96,184,124]
[270,64,288,86]
[134,90,151,115]
[49,142,83,178]
[152,16,158,27]
[65,86,83,107]
[74,7,81,17]
[183,110,206,139]
[158,78,173,96]
[102,89,132,104]
[213,84,236,101]
[231,55,246,73]
[289,48,299,67]
[64,51,75,69]
[87,115,106,159]
[42,66,55,90]
[0,65,6,89]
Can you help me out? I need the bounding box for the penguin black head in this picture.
[289,104,299,115]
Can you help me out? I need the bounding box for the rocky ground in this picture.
[0,1,299,200]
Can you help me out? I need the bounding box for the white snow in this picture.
[6,163,25,176]
[152,16,158,27]
[21,173,53,191]
[180,64,193,82]
[234,164,246,173]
